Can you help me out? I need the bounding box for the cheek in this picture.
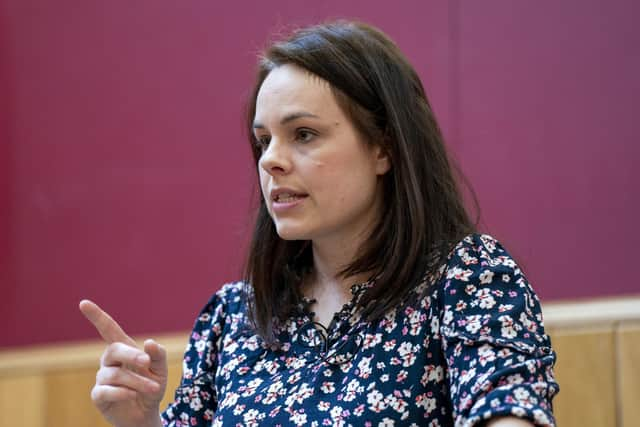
[259,170,270,201]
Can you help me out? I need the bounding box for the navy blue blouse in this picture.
[161,234,558,426]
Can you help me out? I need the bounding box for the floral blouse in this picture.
[161,234,558,426]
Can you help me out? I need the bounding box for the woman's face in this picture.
[253,64,390,246]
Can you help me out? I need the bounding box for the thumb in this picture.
[143,339,168,378]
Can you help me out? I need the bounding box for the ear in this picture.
[373,145,391,175]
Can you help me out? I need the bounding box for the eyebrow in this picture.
[252,111,320,130]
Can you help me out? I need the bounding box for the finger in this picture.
[91,384,137,406]
[102,342,150,369]
[143,339,168,377]
[96,366,160,394]
[79,299,136,346]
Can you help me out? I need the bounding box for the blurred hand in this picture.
[79,300,167,427]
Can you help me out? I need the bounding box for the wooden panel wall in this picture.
[0,337,186,427]
[1,299,639,427]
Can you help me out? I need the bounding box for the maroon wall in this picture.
[1,0,638,348]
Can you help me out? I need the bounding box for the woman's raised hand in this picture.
[79,300,167,427]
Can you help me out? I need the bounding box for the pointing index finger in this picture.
[79,299,136,347]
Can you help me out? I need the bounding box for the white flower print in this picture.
[447,266,473,281]
[479,269,494,284]
[223,340,238,354]
[408,309,423,335]
[367,390,387,412]
[243,409,263,426]
[383,339,396,351]
[345,379,364,400]
[421,364,444,386]
[465,314,483,334]
[363,333,383,349]
[480,235,497,251]
[189,396,203,411]
[520,312,538,333]
[382,311,397,333]
[194,338,208,353]
[477,344,496,367]
[357,356,373,378]
[285,383,314,406]
[263,381,284,404]
[287,371,301,384]
[289,411,307,425]
[317,401,330,411]
[397,342,418,367]
[241,377,263,397]
[532,408,552,424]
[162,239,558,427]
[330,405,345,421]
[511,407,527,417]
[498,315,520,339]
[415,394,437,414]
[476,288,496,309]
[430,316,440,336]
[320,381,335,394]
[442,308,453,326]
[386,392,409,414]
[502,257,516,268]
[507,373,524,384]
[241,336,260,351]
[498,303,514,313]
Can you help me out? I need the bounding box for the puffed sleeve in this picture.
[161,282,243,427]
[438,234,559,427]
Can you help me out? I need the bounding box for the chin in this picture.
[273,222,311,241]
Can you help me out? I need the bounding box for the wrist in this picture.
[116,414,162,427]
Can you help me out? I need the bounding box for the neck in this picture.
[308,234,370,295]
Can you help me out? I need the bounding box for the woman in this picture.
[80,21,558,426]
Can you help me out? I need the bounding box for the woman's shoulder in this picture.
[194,281,248,324]
[451,232,511,256]
[216,281,247,302]
[425,232,538,309]
[434,233,550,345]
[442,233,522,277]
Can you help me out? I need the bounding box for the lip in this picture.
[269,187,308,213]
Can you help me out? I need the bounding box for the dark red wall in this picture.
[1,1,638,348]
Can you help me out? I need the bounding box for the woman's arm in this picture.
[439,234,559,426]
[488,417,536,426]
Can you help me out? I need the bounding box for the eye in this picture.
[295,128,316,143]
[254,135,271,151]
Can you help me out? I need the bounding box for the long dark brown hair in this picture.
[244,21,476,344]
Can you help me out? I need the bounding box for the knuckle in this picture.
[90,385,102,403]
[96,366,120,385]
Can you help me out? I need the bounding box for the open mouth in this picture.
[273,192,307,203]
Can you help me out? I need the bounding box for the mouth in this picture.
[273,192,307,203]
[269,189,309,209]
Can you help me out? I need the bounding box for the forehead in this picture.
[254,64,339,121]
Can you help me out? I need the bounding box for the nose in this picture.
[259,139,291,176]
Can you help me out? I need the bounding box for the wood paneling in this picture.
[45,368,111,427]
[1,299,640,427]
[618,322,640,427]
[0,374,45,427]
[550,327,617,427]
[0,332,188,427]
